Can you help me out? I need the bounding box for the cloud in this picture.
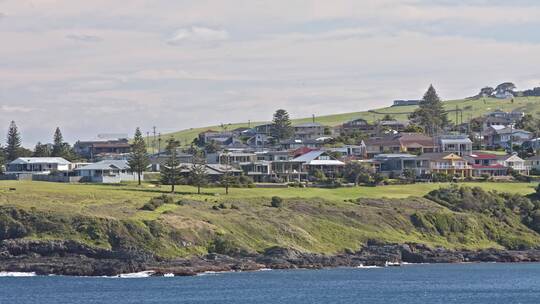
[65,34,102,42]
[167,26,229,46]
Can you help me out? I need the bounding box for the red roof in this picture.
[469,153,498,160]
[292,147,315,158]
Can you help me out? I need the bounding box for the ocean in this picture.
[1,263,539,303]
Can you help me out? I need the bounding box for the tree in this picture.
[5,121,22,162]
[51,127,65,157]
[403,124,424,133]
[495,82,516,94]
[409,85,449,136]
[160,138,183,193]
[343,162,371,185]
[33,142,51,157]
[190,151,208,195]
[382,114,395,121]
[479,87,494,97]
[220,170,237,195]
[128,127,150,186]
[271,109,294,141]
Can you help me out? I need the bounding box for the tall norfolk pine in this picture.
[271,109,294,141]
[409,85,449,136]
[160,138,183,193]
[5,121,22,162]
[128,127,150,186]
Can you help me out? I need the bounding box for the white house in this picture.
[496,154,529,175]
[5,157,72,176]
[75,160,138,183]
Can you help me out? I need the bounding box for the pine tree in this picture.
[5,121,22,162]
[160,138,183,193]
[33,142,51,157]
[128,127,150,185]
[271,109,294,141]
[190,151,208,195]
[51,127,65,157]
[409,85,449,135]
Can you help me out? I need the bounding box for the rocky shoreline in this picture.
[2,239,540,277]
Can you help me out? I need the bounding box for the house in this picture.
[373,154,430,177]
[75,160,138,183]
[74,138,131,160]
[279,138,325,150]
[292,150,345,178]
[239,161,273,183]
[246,134,272,149]
[523,138,540,151]
[324,144,367,158]
[336,118,374,136]
[149,152,194,171]
[526,155,540,173]
[484,126,532,149]
[496,154,529,175]
[494,91,514,99]
[392,100,420,107]
[293,122,325,140]
[6,157,72,176]
[464,153,508,177]
[178,163,243,182]
[438,135,472,156]
[207,151,257,165]
[365,133,436,157]
[197,130,234,146]
[418,153,472,178]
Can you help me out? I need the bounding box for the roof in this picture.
[75,160,130,171]
[467,153,499,160]
[494,127,531,135]
[292,150,345,166]
[418,152,463,161]
[10,157,71,165]
[374,153,417,159]
[526,155,540,161]
[439,138,473,144]
[294,122,324,128]
[471,164,506,169]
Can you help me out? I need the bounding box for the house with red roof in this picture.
[464,153,508,177]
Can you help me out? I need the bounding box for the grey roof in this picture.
[75,160,130,171]
[374,153,417,159]
[9,157,71,165]
[294,122,324,128]
[292,150,326,162]
[494,127,531,135]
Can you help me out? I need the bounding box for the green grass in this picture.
[1,181,539,257]
[157,96,540,146]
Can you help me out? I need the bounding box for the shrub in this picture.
[271,196,283,208]
[140,195,174,211]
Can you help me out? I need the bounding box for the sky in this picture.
[1,0,540,146]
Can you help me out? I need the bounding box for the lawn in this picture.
[158,96,540,147]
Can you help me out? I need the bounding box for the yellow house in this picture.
[419,152,472,177]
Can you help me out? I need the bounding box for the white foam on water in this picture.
[117,271,155,278]
[163,273,175,277]
[0,272,37,277]
[356,265,382,269]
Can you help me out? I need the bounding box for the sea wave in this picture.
[0,272,37,277]
[117,271,156,278]
[356,265,382,269]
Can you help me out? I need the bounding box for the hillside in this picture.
[1,181,539,260]
[162,96,540,146]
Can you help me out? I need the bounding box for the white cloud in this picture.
[167,26,229,46]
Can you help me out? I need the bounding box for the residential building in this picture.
[438,135,472,156]
[293,122,325,140]
[149,152,194,171]
[279,139,325,150]
[373,154,429,177]
[365,133,436,157]
[337,118,374,136]
[208,151,257,165]
[376,120,409,135]
[418,152,472,177]
[292,150,345,178]
[74,138,131,160]
[6,157,72,176]
[197,130,234,146]
[464,153,508,177]
[392,100,421,107]
[239,161,273,183]
[484,126,532,149]
[526,155,540,173]
[496,154,529,175]
[75,160,138,183]
[178,163,243,182]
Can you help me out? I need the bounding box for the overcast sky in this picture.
[1,0,540,146]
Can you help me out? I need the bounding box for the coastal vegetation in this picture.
[1,181,539,259]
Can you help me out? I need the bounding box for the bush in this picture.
[140,195,174,211]
[271,196,283,208]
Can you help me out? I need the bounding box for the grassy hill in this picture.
[1,181,539,258]
[160,96,540,146]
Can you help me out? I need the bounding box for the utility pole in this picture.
[158,133,162,156]
[152,126,157,153]
[146,131,150,150]
[312,114,315,123]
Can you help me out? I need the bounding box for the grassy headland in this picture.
[1,181,539,259]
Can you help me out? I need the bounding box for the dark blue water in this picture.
[1,264,539,304]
